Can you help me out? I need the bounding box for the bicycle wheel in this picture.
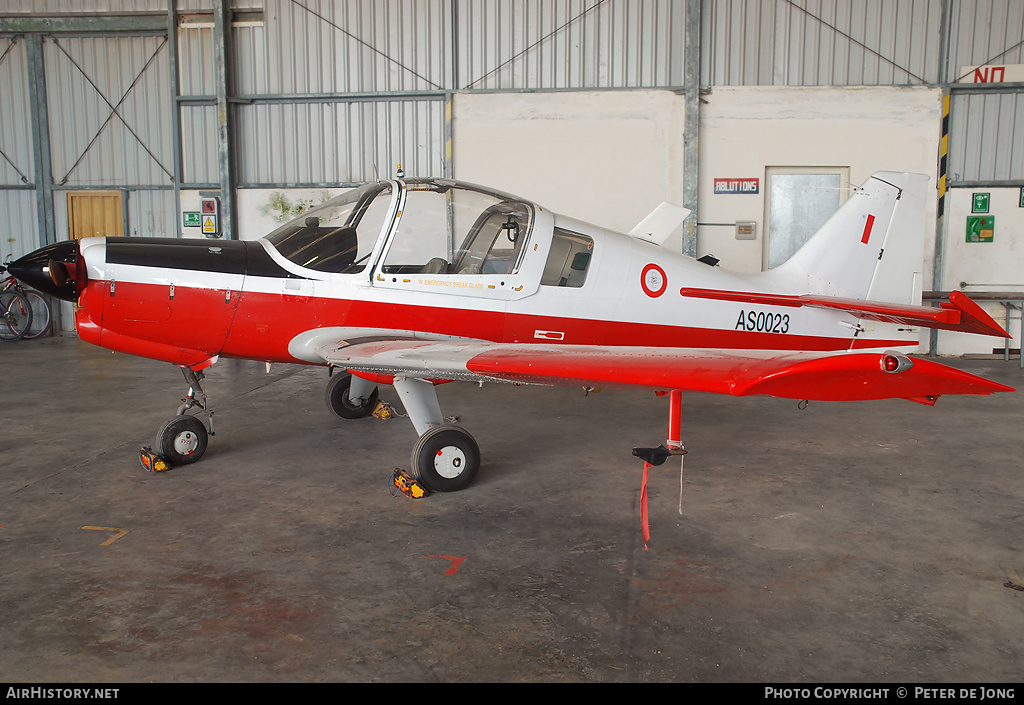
[23,290,51,339]
[0,290,33,341]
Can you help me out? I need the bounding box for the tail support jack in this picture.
[631,389,687,550]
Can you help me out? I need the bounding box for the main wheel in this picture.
[325,372,379,419]
[155,415,208,465]
[0,291,32,342]
[411,424,481,493]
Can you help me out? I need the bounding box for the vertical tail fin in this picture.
[760,172,927,304]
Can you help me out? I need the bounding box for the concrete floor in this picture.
[1,335,1022,683]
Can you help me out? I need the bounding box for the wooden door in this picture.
[68,191,124,240]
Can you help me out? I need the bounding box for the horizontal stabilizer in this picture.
[629,202,691,246]
[678,288,1010,338]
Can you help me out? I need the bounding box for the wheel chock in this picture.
[138,446,171,473]
[389,469,430,499]
[372,401,395,420]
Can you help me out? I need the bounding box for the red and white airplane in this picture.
[8,171,1014,492]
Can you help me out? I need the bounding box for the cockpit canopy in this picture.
[262,179,534,277]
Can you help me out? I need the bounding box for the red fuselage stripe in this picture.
[80,279,915,366]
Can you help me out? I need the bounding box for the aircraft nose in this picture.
[6,240,83,302]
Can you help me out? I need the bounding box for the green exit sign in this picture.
[183,212,201,227]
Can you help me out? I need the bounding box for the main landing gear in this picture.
[325,370,481,493]
[151,367,213,466]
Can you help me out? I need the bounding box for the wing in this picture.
[678,288,1010,338]
[317,340,1013,403]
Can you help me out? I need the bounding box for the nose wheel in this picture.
[155,415,209,465]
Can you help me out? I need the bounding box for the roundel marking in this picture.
[640,263,668,298]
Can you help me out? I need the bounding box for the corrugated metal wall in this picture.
[702,0,1023,87]
[44,35,174,187]
[0,0,169,13]
[454,0,686,89]
[235,97,446,186]
[262,0,451,94]
[702,0,945,86]
[0,36,37,262]
[946,0,1024,78]
[249,0,686,94]
[948,91,1024,183]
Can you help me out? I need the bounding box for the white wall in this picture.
[451,90,688,247]
[936,187,1024,355]
[696,85,943,276]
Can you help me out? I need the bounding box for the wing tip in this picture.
[737,352,1014,401]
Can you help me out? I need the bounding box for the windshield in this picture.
[264,182,393,273]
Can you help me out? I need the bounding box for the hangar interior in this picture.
[1,0,1023,684]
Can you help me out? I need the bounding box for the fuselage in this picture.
[20,178,921,370]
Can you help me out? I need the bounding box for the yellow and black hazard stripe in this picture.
[937,91,950,221]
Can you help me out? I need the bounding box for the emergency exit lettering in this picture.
[714,178,760,194]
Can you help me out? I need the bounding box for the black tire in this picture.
[23,290,51,339]
[155,416,208,465]
[325,372,379,419]
[0,291,32,342]
[411,424,481,493]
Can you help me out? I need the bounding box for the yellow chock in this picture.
[372,401,395,420]
[390,469,430,499]
[139,446,170,472]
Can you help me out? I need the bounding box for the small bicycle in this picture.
[0,257,52,342]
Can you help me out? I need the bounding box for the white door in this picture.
[763,167,850,270]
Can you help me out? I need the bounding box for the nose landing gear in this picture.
[148,367,213,468]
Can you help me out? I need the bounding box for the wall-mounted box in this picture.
[736,221,757,240]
